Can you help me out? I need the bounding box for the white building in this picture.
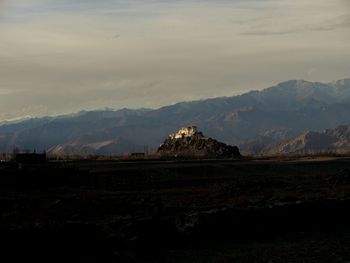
[169,126,198,139]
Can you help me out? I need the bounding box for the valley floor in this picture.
[1,157,350,262]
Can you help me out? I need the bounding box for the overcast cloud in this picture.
[0,0,349,121]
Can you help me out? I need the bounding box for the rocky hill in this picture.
[157,126,241,158]
[269,124,350,154]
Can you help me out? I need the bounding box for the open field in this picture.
[2,157,350,262]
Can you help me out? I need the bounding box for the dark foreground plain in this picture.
[2,157,350,262]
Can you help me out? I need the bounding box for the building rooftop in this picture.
[169,126,198,139]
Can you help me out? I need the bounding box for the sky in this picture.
[0,0,349,121]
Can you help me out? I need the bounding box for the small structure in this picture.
[169,126,198,139]
[130,152,146,158]
[15,153,47,165]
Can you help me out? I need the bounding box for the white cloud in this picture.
[0,88,14,95]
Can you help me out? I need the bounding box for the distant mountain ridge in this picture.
[1,78,350,155]
[268,123,350,154]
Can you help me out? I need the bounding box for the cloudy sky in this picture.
[0,0,349,121]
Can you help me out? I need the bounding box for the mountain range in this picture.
[267,123,350,154]
[1,78,350,155]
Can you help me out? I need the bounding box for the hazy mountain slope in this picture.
[268,124,350,154]
[48,137,139,156]
[0,108,152,154]
[1,78,350,155]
